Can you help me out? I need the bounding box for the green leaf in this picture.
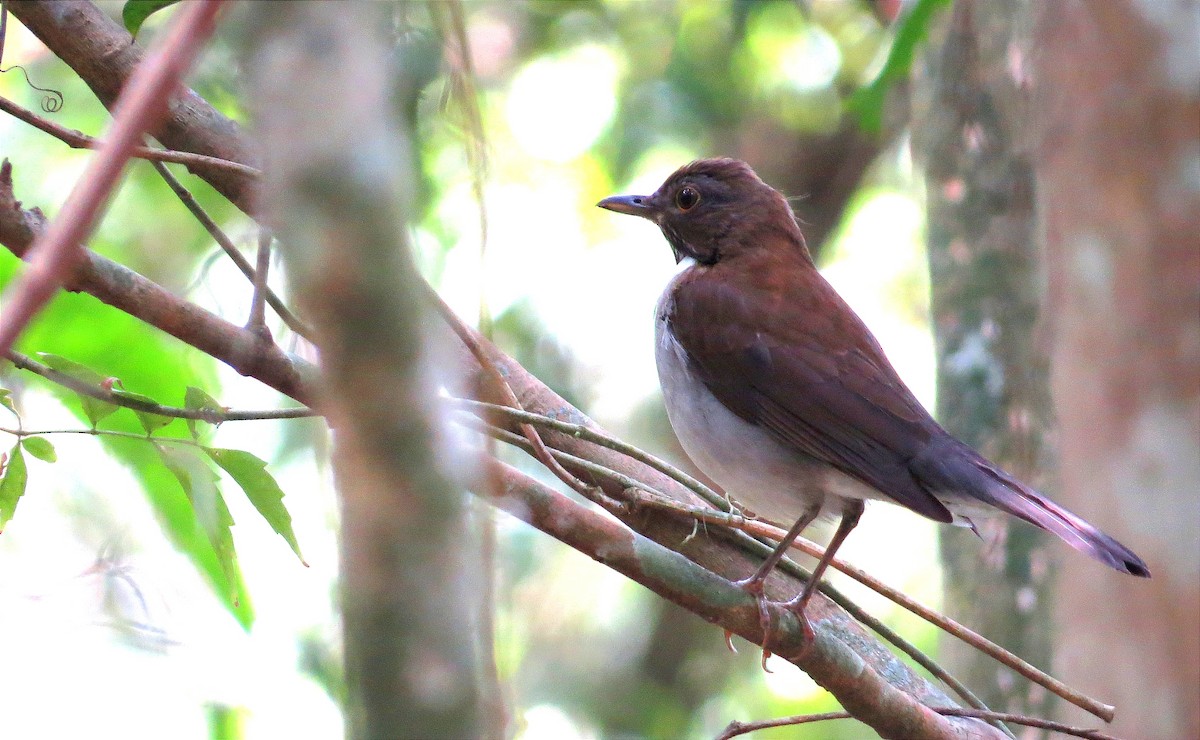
[206,704,245,740]
[0,444,28,530]
[849,0,952,134]
[37,352,119,427]
[21,436,57,463]
[21,288,236,625]
[184,386,224,440]
[206,447,306,566]
[101,435,253,630]
[122,0,179,37]
[157,443,242,606]
[38,352,105,380]
[80,396,120,428]
[0,388,16,418]
[112,388,173,434]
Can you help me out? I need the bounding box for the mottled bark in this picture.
[1033,2,1200,737]
[246,4,480,738]
[914,0,1056,724]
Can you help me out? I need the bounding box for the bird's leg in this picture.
[729,502,822,657]
[784,499,864,619]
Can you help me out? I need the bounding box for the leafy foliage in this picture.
[157,442,241,605]
[1,349,303,628]
[38,352,118,427]
[20,435,56,463]
[849,0,952,133]
[0,388,16,417]
[0,443,28,531]
[184,384,223,441]
[206,447,306,567]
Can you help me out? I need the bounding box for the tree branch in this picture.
[0,94,261,179]
[480,459,1003,739]
[5,349,315,422]
[0,160,316,406]
[0,157,997,736]
[7,0,261,215]
[719,708,1118,740]
[246,2,479,734]
[460,401,1109,723]
[0,0,225,356]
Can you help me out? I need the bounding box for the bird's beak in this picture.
[597,194,657,221]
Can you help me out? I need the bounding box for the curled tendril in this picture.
[0,64,64,112]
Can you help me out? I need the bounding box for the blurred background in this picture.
[0,0,1195,738]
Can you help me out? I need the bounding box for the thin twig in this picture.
[462,411,1008,733]
[461,398,1111,723]
[247,228,272,333]
[427,284,602,503]
[717,707,1120,740]
[454,412,637,512]
[0,95,261,179]
[2,425,204,446]
[149,160,315,340]
[5,350,317,422]
[811,585,1016,739]
[451,396,731,512]
[0,0,226,356]
[630,490,1114,722]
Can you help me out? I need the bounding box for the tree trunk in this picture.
[915,0,1058,724]
[246,4,481,738]
[1033,2,1200,737]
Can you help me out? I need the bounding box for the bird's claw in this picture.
[732,573,788,670]
[783,601,817,663]
[760,647,774,672]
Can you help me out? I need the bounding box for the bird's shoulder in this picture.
[665,249,925,423]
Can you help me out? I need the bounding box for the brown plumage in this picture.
[599,158,1148,630]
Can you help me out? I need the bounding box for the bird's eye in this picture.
[676,186,700,211]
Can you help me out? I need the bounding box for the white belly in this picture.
[653,310,884,526]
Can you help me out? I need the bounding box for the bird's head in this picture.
[597,158,809,265]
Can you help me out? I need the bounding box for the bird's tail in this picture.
[915,442,1151,577]
[970,457,1150,577]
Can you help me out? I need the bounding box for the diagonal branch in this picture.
[0,160,315,406]
[0,0,226,356]
[0,95,261,179]
[459,401,1109,723]
[7,0,261,216]
[480,459,1001,739]
[0,161,996,737]
[148,160,314,340]
[5,349,315,423]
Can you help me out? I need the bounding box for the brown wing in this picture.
[668,267,954,523]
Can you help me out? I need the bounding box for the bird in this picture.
[597,157,1150,639]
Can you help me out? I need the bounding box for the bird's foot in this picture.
[730,573,783,671]
[777,594,818,662]
[731,573,773,637]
